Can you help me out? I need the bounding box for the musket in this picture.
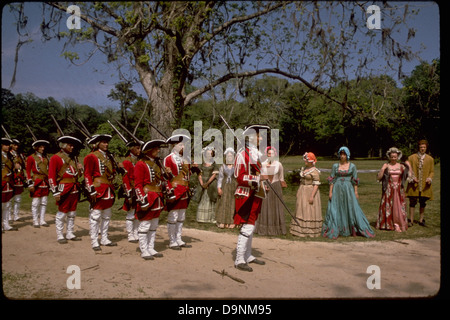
[107,120,129,145]
[114,120,144,146]
[1,125,12,139]
[51,114,64,137]
[26,124,38,142]
[219,114,301,227]
[146,118,169,140]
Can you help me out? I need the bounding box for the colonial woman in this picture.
[321,146,375,239]
[254,146,288,236]
[194,147,219,223]
[376,147,409,232]
[215,148,237,228]
[290,152,323,237]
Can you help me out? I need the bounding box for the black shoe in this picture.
[58,239,68,244]
[103,242,117,247]
[169,245,182,250]
[143,255,154,260]
[235,263,253,272]
[93,246,102,251]
[419,219,426,227]
[153,253,164,258]
[180,243,192,248]
[249,259,265,265]
[408,219,413,227]
[69,237,81,241]
[6,227,18,231]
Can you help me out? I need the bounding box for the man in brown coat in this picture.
[406,140,434,227]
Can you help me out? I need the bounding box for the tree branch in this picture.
[44,2,119,37]
[185,68,352,113]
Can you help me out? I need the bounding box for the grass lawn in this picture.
[18,157,440,243]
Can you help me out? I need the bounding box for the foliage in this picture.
[1,59,439,158]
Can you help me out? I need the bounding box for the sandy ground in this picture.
[1,210,441,300]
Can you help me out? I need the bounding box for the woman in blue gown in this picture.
[322,147,375,239]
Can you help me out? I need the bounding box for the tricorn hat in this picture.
[32,140,50,148]
[243,124,270,136]
[165,134,191,145]
[57,135,82,146]
[126,140,144,148]
[142,139,167,152]
[2,137,12,145]
[87,134,112,145]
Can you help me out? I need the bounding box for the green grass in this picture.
[18,157,440,242]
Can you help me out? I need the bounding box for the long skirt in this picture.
[290,184,322,237]
[196,190,216,223]
[255,180,286,235]
[215,180,237,225]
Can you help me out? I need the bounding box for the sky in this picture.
[1,2,440,111]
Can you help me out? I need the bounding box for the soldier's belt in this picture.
[59,178,77,184]
[33,173,47,180]
[93,176,113,187]
[143,184,162,193]
[171,178,189,187]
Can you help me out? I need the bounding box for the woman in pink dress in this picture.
[376,147,410,232]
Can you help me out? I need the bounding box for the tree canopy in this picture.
[2,59,440,158]
[8,1,423,139]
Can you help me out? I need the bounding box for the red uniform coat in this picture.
[2,151,14,203]
[48,151,80,213]
[11,150,26,194]
[121,155,137,212]
[134,158,165,220]
[83,150,115,210]
[164,152,191,211]
[233,146,264,225]
[26,153,49,198]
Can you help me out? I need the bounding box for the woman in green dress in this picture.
[321,146,375,239]
[193,147,219,223]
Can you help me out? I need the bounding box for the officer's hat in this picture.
[11,139,20,145]
[242,124,270,136]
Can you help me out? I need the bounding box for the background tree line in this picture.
[1,58,439,160]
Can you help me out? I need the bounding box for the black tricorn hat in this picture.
[142,139,167,152]
[32,140,50,148]
[87,134,112,145]
[57,135,82,146]
[165,134,191,144]
[242,124,270,135]
[2,137,12,145]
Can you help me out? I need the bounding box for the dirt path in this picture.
[2,211,441,300]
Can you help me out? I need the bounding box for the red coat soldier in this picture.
[163,134,199,250]
[121,141,141,243]
[83,134,119,251]
[134,139,167,260]
[233,125,269,272]
[10,139,26,222]
[26,140,50,228]
[49,136,83,244]
[2,138,17,231]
